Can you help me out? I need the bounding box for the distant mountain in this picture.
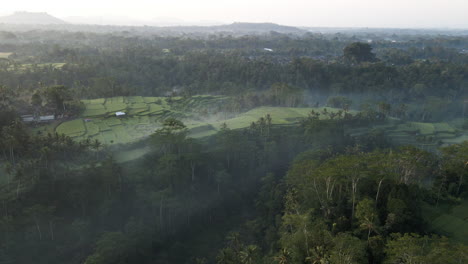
[151,17,223,27]
[63,16,223,27]
[0,11,66,25]
[219,22,304,33]
[64,15,148,26]
[0,17,307,36]
[160,22,307,34]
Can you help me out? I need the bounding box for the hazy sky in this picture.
[2,0,468,28]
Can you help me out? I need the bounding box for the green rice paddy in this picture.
[49,96,202,144]
[42,96,468,148]
[375,121,465,150]
[55,119,85,137]
[50,96,349,145]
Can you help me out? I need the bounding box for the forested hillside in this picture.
[0,26,467,264]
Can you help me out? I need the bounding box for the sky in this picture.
[1,0,468,28]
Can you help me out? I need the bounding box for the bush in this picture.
[327,96,353,109]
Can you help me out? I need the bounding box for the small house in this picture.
[115,111,126,117]
[21,115,34,122]
[39,115,55,122]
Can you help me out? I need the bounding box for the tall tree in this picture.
[343,42,377,64]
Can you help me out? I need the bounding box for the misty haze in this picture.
[0,1,467,264]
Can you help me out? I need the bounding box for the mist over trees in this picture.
[0,24,467,264]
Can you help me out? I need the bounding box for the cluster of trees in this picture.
[19,49,467,102]
[214,141,468,263]
[0,104,396,263]
[0,28,467,264]
[0,30,467,122]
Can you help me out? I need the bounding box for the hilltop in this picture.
[0,11,66,25]
[212,22,306,33]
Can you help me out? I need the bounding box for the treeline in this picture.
[0,31,467,100]
[2,29,468,57]
[1,50,467,101]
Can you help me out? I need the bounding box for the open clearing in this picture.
[34,96,467,149]
[31,96,468,166]
[36,96,354,145]
[36,96,230,145]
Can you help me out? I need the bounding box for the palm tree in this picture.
[356,198,380,242]
[265,113,272,136]
[274,248,291,264]
[226,232,242,252]
[92,139,102,158]
[39,146,51,169]
[239,245,258,264]
[216,248,235,264]
[4,162,13,191]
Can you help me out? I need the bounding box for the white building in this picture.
[21,115,34,122]
[39,115,55,122]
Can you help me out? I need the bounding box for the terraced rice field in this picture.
[47,95,468,148]
[212,106,350,129]
[52,96,228,144]
[361,120,466,150]
[56,119,86,137]
[50,95,355,145]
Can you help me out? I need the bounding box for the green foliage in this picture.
[327,96,353,109]
[438,141,468,197]
[355,198,380,240]
[84,232,129,264]
[43,85,73,114]
[343,42,377,64]
[384,233,468,264]
[329,233,367,264]
[151,118,188,155]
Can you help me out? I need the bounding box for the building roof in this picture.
[21,115,34,122]
[39,115,55,121]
